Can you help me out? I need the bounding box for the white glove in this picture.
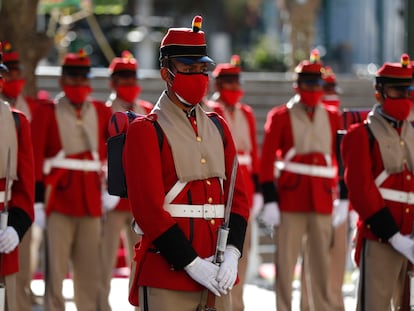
[0,227,19,253]
[259,202,280,227]
[251,193,264,219]
[216,245,240,293]
[34,203,46,229]
[349,209,359,230]
[388,232,414,264]
[184,256,222,296]
[102,190,120,212]
[332,199,349,227]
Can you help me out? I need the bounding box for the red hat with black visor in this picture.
[159,15,214,68]
[61,49,91,77]
[159,16,214,106]
[375,53,413,120]
[294,49,324,107]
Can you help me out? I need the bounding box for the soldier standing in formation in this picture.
[342,54,414,311]
[31,49,112,311]
[124,15,250,311]
[206,54,262,311]
[99,50,153,311]
[0,41,46,311]
[259,50,341,311]
[0,46,35,311]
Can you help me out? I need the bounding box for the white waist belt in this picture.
[238,154,252,166]
[0,191,6,203]
[131,203,225,235]
[44,158,101,174]
[379,188,414,205]
[164,204,225,219]
[275,161,336,178]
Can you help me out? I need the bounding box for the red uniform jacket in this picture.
[206,101,260,207]
[31,99,112,217]
[123,111,249,295]
[1,109,34,275]
[341,121,414,264]
[259,103,341,213]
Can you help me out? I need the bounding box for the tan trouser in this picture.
[301,219,348,311]
[356,239,407,311]
[15,227,32,311]
[45,212,101,311]
[231,219,251,311]
[99,210,140,311]
[275,212,332,311]
[0,273,16,311]
[138,287,231,311]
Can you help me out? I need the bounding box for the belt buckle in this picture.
[203,204,214,220]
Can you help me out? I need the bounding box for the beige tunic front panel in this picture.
[55,95,98,156]
[153,92,226,182]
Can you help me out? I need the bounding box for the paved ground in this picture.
[31,274,358,311]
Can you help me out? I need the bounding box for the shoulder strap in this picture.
[152,114,226,151]
[12,111,20,133]
[209,114,226,146]
[364,123,374,151]
[153,121,164,151]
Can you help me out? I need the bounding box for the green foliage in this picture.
[241,35,287,72]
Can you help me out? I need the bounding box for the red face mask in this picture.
[220,89,244,106]
[171,72,209,105]
[63,85,92,105]
[2,79,25,99]
[383,98,412,120]
[299,90,324,107]
[116,85,141,103]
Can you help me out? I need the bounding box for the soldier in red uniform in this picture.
[259,50,341,311]
[124,16,249,311]
[0,52,35,311]
[31,49,112,311]
[301,65,350,311]
[99,50,153,311]
[0,41,46,311]
[342,54,414,311]
[206,55,262,311]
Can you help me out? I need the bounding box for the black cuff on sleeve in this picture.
[365,207,399,241]
[262,181,278,203]
[339,180,348,199]
[252,174,261,193]
[35,182,45,203]
[8,207,32,241]
[153,223,197,270]
[227,213,248,256]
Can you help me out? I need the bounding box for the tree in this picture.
[0,0,54,97]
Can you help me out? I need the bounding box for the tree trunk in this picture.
[0,0,54,97]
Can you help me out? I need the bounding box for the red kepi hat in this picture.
[109,51,137,76]
[376,53,412,86]
[2,41,20,70]
[159,15,214,66]
[212,55,241,78]
[295,49,323,82]
[62,49,91,76]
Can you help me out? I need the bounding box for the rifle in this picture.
[0,148,11,311]
[197,156,238,311]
